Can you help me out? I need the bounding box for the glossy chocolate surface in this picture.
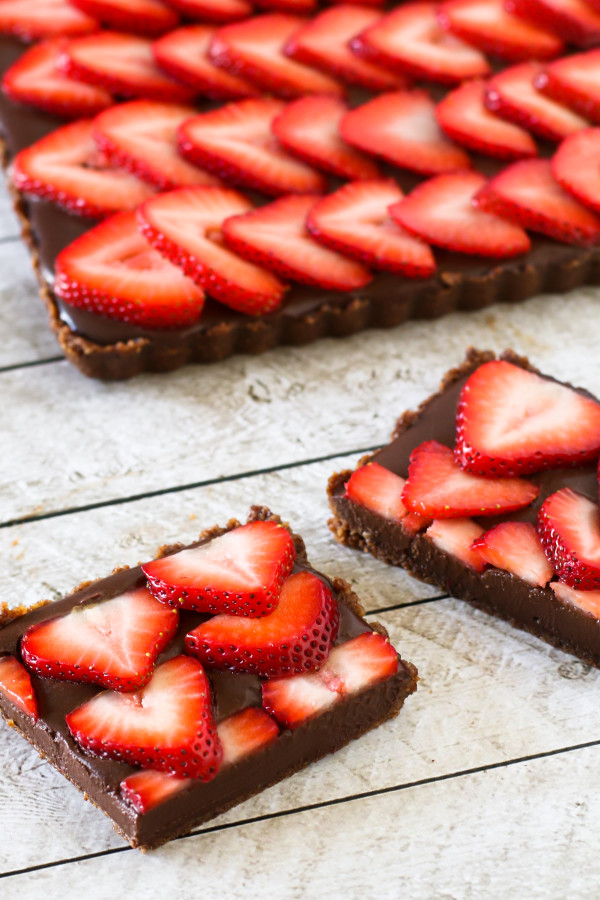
[329,351,600,666]
[0,514,416,848]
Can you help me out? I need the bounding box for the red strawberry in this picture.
[506,0,600,47]
[67,656,222,780]
[344,461,408,522]
[178,98,326,196]
[551,582,600,617]
[222,194,372,290]
[552,128,600,213]
[1,39,113,120]
[255,0,316,12]
[263,631,398,728]
[208,13,344,99]
[0,655,38,721]
[163,0,252,22]
[120,707,279,813]
[142,520,296,617]
[389,171,531,258]
[185,571,340,678]
[70,0,179,36]
[12,119,154,219]
[426,518,486,571]
[219,706,280,766]
[471,521,554,586]
[307,181,436,277]
[54,210,206,328]
[21,586,179,692]
[437,0,563,61]
[535,51,600,122]
[351,2,490,85]
[272,95,381,181]
[455,360,600,476]
[137,186,287,314]
[284,5,407,92]
[436,79,538,160]
[58,32,194,103]
[402,441,539,518]
[153,25,259,100]
[538,488,600,589]
[0,0,97,40]
[340,90,471,177]
[93,101,220,192]
[475,158,600,246]
[402,512,432,535]
[486,62,588,142]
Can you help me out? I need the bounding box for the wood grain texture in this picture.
[3,290,600,524]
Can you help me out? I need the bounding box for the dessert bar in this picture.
[0,506,417,849]
[328,349,600,666]
[5,1,600,377]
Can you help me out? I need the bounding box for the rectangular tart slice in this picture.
[0,506,417,850]
[328,349,600,666]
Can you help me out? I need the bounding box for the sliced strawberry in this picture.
[21,587,178,692]
[471,521,554,586]
[340,91,471,177]
[402,512,432,535]
[506,0,600,47]
[1,39,112,120]
[120,707,279,813]
[255,0,316,12]
[0,0,98,40]
[389,171,531,258]
[535,51,600,122]
[208,13,344,99]
[308,181,436,278]
[351,3,490,85]
[93,101,219,192]
[401,441,538,518]
[12,119,154,219]
[178,98,326,196]
[456,360,600,476]
[426,518,486,571]
[162,0,253,22]
[551,582,600,617]
[552,128,600,213]
[486,62,588,142]
[437,0,563,61]
[153,25,259,100]
[54,210,206,328]
[67,656,222,780]
[222,194,372,290]
[142,520,296,617]
[475,158,600,246]
[185,571,340,678]
[436,79,538,160]
[284,5,407,92]
[272,95,380,181]
[344,461,408,522]
[263,631,398,729]
[219,707,280,766]
[137,186,287,314]
[59,32,194,103]
[0,655,38,721]
[70,0,179,36]
[538,489,600,589]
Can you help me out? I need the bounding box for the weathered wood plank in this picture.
[3,740,599,897]
[3,290,600,523]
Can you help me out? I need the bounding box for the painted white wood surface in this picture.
[2,167,600,897]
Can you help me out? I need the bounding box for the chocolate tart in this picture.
[0,506,417,850]
[2,36,600,379]
[328,349,600,667]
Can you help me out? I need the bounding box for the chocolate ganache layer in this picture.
[328,349,600,667]
[1,37,600,379]
[0,507,417,849]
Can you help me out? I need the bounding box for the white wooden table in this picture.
[2,177,600,899]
